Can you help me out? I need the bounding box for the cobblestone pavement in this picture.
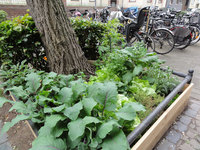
[0,121,13,150]
[154,43,200,150]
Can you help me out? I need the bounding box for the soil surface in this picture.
[0,95,35,150]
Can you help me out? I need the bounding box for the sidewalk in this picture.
[0,121,13,150]
[154,43,200,150]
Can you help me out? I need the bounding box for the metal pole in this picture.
[127,70,194,145]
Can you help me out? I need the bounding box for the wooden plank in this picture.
[10,92,37,139]
[132,83,194,150]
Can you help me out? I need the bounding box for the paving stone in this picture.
[179,115,192,126]
[195,120,200,126]
[165,130,182,144]
[189,139,200,149]
[190,99,200,106]
[196,127,200,133]
[189,123,195,129]
[155,139,175,150]
[183,108,198,119]
[196,135,200,143]
[185,129,197,139]
[0,121,8,144]
[188,103,200,112]
[0,142,13,150]
[178,143,194,150]
[173,121,188,132]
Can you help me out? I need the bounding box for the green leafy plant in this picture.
[0,14,47,71]
[0,10,7,23]
[0,62,146,150]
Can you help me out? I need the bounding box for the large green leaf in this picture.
[31,136,66,150]
[42,78,53,86]
[88,82,118,111]
[97,120,120,139]
[64,102,83,120]
[47,72,57,78]
[68,118,85,141]
[82,116,101,125]
[116,104,136,121]
[0,97,14,107]
[122,71,133,83]
[37,95,53,106]
[82,98,97,115]
[102,130,130,150]
[127,102,145,112]
[6,86,28,99]
[57,87,73,106]
[132,65,143,77]
[25,72,41,93]
[70,79,87,100]
[45,114,66,128]
[52,104,65,112]
[1,115,30,134]
[9,101,27,113]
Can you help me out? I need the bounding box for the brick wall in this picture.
[0,5,28,18]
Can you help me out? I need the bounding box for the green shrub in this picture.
[0,14,48,71]
[70,18,107,60]
[0,10,7,23]
[0,15,123,69]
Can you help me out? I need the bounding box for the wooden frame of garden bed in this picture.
[9,84,193,149]
[132,83,193,150]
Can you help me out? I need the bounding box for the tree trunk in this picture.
[26,0,93,75]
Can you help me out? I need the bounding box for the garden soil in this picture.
[0,95,34,150]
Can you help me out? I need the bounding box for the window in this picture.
[171,0,173,4]
[129,0,136,2]
[158,0,163,3]
[147,0,152,2]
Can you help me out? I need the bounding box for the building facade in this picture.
[189,0,200,8]
[66,0,167,8]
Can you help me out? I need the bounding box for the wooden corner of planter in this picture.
[131,83,194,150]
[9,92,37,139]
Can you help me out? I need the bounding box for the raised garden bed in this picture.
[5,69,194,150]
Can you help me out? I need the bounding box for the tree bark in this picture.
[26,0,93,75]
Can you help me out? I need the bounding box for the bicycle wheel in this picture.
[170,27,191,50]
[150,28,175,55]
[126,31,141,47]
[139,32,155,53]
[190,25,200,45]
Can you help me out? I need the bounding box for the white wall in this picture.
[66,0,108,7]
[189,0,200,8]
[0,0,26,5]
[66,0,167,8]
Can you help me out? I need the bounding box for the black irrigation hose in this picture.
[127,69,194,145]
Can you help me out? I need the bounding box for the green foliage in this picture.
[0,10,7,23]
[0,62,146,150]
[91,42,179,96]
[0,14,47,71]
[98,19,126,58]
[70,18,107,60]
[0,16,124,70]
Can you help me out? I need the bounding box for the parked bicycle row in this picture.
[69,6,200,55]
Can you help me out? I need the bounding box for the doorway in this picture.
[111,0,117,7]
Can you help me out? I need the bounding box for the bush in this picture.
[0,10,7,23]
[0,14,48,71]
[70,18,107,60]
[0,15,123,70]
